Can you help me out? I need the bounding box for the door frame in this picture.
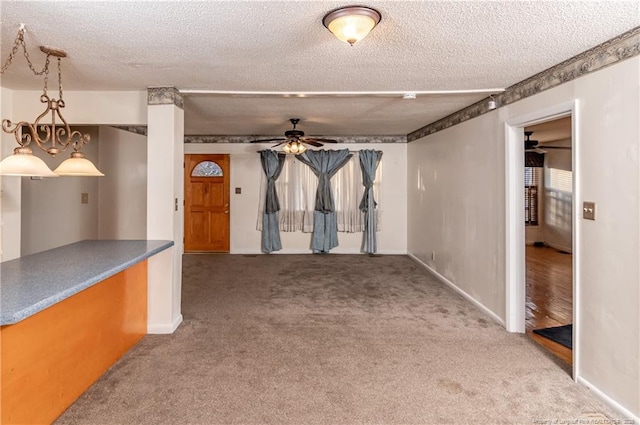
[184,154,230,253]
[504,100,580,380]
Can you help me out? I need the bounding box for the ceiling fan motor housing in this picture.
[285,129,305,139]
[524,131,538,150]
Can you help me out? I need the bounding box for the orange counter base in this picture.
[1,260,148,425]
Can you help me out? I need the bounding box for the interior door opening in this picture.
[505,101,579,380]
[523,117,573,368]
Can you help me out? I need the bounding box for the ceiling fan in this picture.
[525,131,571,153]
[250,118,338,153]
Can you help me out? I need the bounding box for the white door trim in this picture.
[504,100,580,381]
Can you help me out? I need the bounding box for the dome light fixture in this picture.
[323,6,382,46]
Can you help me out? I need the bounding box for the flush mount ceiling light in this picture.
[0,25,103,177]
[323,6,382,46]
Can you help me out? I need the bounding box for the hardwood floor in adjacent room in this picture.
[526,244,573,365]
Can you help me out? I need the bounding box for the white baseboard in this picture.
[147,314,183,334]
[407,253,505,327]
[576,376,640,422]
[229,249,408,255]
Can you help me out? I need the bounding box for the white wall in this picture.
[407,57,640,417]
[20,127,100,255]
[542,146,573,252]
[146,102,184,333]
[184,142,407,255]
[1,87,21,261]
[98,126,147,239]
[407,114,506,317]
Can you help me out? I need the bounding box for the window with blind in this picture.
[524,167,540,225]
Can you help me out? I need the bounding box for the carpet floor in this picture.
[55,254,619,424]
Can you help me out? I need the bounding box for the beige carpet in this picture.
[55,254,619,424]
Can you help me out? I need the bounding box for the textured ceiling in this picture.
[1,1,639,136]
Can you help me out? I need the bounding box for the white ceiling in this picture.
[526,117,572,145]
[1,1,639,136]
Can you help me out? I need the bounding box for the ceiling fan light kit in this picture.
[323,6,381,46]
[250,118,338,153]
[282,140,306,154]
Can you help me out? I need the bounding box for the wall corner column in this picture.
[146,87,184,334]
[0,87,21,261]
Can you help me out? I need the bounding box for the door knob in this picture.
[224,210,229,214]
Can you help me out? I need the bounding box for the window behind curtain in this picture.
[524,167,540,225]
[257,153,382,233]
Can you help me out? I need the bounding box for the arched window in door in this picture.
[191,161,223,177]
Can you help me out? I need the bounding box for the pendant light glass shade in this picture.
[0,147,58,177]
[53,152,104,176]
[323,6,381,45]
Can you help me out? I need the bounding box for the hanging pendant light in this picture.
[0,25,103,177]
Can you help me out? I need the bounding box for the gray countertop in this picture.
[0,240,174,325]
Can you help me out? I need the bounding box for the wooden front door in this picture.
[184,154,230,252]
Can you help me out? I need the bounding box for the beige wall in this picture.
[11,90,148,127]
[20,127,100,256]
[407,57,640,417]
[97,126,147,239]
[184,142,407,254]
[1,89,148,259]
[407,113,506,317]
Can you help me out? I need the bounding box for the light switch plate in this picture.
[583,201,595,220]
[81,193,89,204]
[235,187,242,194]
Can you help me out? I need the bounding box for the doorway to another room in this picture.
[184,154,230,252]
[523,117,573,366]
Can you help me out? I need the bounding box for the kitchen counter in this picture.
[0,239,173,325]
[1,239,174,424]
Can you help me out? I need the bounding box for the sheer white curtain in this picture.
[257,152,381,233]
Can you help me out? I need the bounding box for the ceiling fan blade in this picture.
[541,145,571,150]
[250,138,286,143]
[303,141,324,147]
[303,137,338,143]
[271,141,287,148]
